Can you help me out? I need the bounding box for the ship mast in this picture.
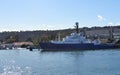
[58,32,61,41]
[75,22,79,33]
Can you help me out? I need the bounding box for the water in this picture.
[0,49,120,75]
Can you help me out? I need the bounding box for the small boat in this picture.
[39,22,118,51]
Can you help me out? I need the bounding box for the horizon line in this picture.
[0,25,119,33]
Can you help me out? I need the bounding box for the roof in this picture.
[13,42,33,46]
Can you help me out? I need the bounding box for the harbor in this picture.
[0,22,120,51]
[0,0,120,75]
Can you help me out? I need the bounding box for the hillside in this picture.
[0,26,120,45]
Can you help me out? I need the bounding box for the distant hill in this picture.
[0,25,120,45]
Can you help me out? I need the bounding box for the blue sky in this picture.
[0,0,120,31]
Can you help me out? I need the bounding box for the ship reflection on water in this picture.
[0,49,120,75]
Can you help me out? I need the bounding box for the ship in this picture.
[39,22,118,51]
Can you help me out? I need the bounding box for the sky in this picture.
[0,0,120,32]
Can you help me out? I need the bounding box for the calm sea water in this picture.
[0,49,120,75]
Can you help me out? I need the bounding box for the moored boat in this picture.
[39,22,118,51]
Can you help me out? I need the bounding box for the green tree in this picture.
[32,38,41,47]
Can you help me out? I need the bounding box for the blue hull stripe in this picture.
[39,42,117,51]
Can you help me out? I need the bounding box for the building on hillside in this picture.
[113,33,120,39]
[13,42,34,48]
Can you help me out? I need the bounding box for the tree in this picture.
[26,37,32,42]
[14,35,19,42]
[5,35,20,43]
[32,38,41,47]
